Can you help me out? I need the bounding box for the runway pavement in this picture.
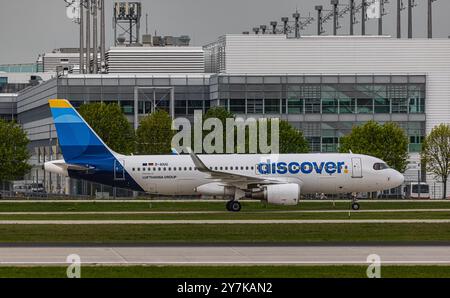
[0,245,449,265]
[0,219,450,224]
[1,209,450,215]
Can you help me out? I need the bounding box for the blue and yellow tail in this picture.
[48,99,115,164]
[48,99,143,191]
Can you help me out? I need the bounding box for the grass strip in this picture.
[0,265,449,278]
[0,223,449,243]
[1,201,450,212]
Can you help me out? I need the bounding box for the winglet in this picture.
[186,147,210,173]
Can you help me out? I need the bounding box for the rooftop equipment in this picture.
[113,2,142,46]
[260,25,267,34]
[331,0,339,36]
[293,11,300,38]
[270,21,278,34]
[315,6,324,35]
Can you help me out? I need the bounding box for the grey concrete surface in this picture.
[0,246,449,265]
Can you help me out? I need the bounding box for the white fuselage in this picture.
[116,153,404,195]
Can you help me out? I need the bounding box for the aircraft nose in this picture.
[390,170,404,187]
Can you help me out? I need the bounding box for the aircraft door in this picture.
[114,159,125,180]
[351,157,363,178]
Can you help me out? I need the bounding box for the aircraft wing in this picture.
[187,148,302,189]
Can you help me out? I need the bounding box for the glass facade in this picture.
[57,76,211,117]
[24,74,426,155]
[0,76,33,94]
[212,75,425,115]
[0,63,39,73]
[0,77,6,91]
[212,74,426,153]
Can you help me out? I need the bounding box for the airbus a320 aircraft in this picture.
[44,99,404,212]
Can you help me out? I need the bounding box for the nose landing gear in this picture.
[351,202,360,210]
[351,193,360,210]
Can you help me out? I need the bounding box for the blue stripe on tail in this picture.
[49,99,144,192]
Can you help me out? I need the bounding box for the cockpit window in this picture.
[373,163,389,170]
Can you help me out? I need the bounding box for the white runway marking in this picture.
[0,219,449,224]
[0,246,449,265]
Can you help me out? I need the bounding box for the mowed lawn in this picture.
[0,210,449,220]
[0,265,449,278]
[0,200,450,212]
[0,223,449,243]
[0,201,448,243]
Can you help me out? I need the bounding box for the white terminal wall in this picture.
[219,35,450,134]
[106,47,205,73]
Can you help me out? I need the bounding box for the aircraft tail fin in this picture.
[48,99,116,164]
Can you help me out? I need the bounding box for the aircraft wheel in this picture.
[229,201,242,212]
[351,202,360,211]
[225,200,232,211]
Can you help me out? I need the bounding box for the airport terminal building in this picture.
[2,35,450,198]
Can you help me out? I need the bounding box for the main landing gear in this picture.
[226,200,242,212]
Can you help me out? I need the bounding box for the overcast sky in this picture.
[0,0,449,64]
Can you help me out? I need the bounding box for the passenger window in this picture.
[189,167,192,171]
[137,168,140,171]
[132,168,135,171]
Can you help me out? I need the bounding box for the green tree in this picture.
[203,108,309,154]
[277,120,310,153]
[79,102,135,155]
[202,107,236,153]
[421,124,450,199]
[339,121,409,172]
[136,109,175,154]
[204,107,235,124]
[0,119,31,187]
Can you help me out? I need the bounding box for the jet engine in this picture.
[247,184,300,206]
[195,182,235,197]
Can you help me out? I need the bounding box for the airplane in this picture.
[44,99,405,212]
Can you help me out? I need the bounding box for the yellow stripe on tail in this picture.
[48,99,72,108]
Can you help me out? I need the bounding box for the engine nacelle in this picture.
[249,183,300,206]
[44,160,68,176]
[195,182,235,197]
